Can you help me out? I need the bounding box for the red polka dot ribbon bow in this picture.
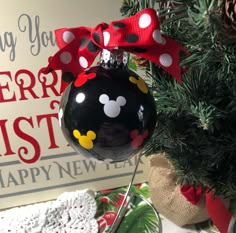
[43,8,187,93]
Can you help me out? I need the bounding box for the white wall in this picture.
[0,0,122,69]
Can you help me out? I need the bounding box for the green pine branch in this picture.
[120,0,236,197]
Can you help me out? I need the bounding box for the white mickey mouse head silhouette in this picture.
[99,94,126,118]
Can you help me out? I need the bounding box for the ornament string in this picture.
[43,8,188,93]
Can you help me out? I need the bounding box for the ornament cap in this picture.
[100,49,129,69]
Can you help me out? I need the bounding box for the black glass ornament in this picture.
[59,49,157,162]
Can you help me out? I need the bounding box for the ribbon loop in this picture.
[90,23,109,49]
[43,8,187,93]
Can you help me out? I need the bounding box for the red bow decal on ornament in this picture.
[181,185,233,233]
[43,8,187,93]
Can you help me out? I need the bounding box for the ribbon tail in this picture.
[125,40,187,83]
[133,49,183,83]
[41,53,73,94]
[43,38,100,93]
[206,192,232,233]
[43,40,81,76]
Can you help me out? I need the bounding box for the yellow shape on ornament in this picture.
[73,129,96,150]
[129,76,148,94]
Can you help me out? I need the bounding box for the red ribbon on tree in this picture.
[181,185,233,233]
[43,8,187,93]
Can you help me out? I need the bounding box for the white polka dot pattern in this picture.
[60,51,72,64]
[63,31,75,43]
[139,13,152,28]
[159,53,173,67]
[152,29,166,44]
[79,56,88,68]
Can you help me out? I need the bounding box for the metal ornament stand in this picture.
[109,153,162,233]
[99,49,161,232]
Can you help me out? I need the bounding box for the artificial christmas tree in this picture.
[121,0,236,232]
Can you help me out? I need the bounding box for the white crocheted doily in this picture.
[0,190,98,233]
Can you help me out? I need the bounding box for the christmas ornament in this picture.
[59,49,157,162]
[43,8,187,162]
